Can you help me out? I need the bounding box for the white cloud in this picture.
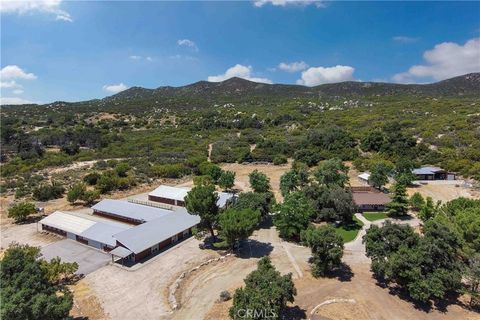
[253,0,326,8]
[177,39,198,51]
[207,64,273,84]
[0,65,37,80]
[0,97,34,105]
[0,0,73,22]
[296,65,355,86]
[13,89,24,95]
[393,38,480,83]
[102,83,129,94]
[0,80,22,89]
[129,55,154,62]
[278,61,309,72]
[393,36,419,44]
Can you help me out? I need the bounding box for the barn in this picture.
[38,211,129,251]
[148,185,235,208]
[38,200,200,263]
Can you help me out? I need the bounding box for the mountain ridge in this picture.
[105,73,480,102]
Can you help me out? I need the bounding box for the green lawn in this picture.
[335,216,364,243]
[363,212,388,222]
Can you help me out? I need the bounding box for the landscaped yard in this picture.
[335,216,364,243]
[363,212,388,222]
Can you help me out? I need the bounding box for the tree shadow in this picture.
[259,215,274,229]
[323,262,354,282]
[283,305,307,320]
[236,239,273,259]
[386,286,434,312]
[16,215,44,224]
[388,214,414,221]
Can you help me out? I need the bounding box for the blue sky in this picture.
[1,0,479,104]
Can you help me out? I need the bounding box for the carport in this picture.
[110,246,133,266]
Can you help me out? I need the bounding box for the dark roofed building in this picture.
[350,186,391,212]
[412,166,455,181]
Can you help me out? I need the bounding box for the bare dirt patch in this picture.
[70,280,109,320]
[219,161,292,201]
[84,238,217,320]
[295,264,476,320]
[407,181,479,203]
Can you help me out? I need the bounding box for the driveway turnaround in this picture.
[41,239,110,275]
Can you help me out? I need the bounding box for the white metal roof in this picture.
[358,172,370,181]
[149,185,190,201]
[40,211,96,234]
[92,199,171,222]
[149,185,234,208]
[40,211,131,247]
[80,222,129,247]
[113,208,200,254]
[110,246,133,258]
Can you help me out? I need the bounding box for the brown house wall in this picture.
[148,195,176,205]
[93,210,142,225]
[132,228,192,262]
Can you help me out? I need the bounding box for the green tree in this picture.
[95,170,119,194]
[463,254,480,306]
[301,225,344,277]
[218,208,261,249]
[249,170,271,193]
[363,222,419,278]
[80,190,100,205]
[454,207,480,253]
[67,183,86,204]
[364,218,463,303]
[83,172,100,185]
[274,192,313,240]
[199,162,223,182]
[0,244,73,320]
[409,192,425,211]
[185,184,219,238]
[279,170,298,197]
[218,170,236,191]
[115,162,130,177]
[234,191,275,217]
[386,182,409,217]
[361,130,386,152]
[369,161,393,189]
[32,182,65,201]
[418,196,436,222]
[230,257,296,320]
[395,172,415,186]
[314,158,349,188]
[8,202,36,222]
[40,257,78,285]
[318,187,356,223]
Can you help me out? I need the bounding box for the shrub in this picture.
[80,190,100,205]
[152,163,189,178]
[67,183,86,204]
[83,172,101,185]
[8,202,36,222]
[219,290,231,302]
[32,182,65,201]
[273,155,288,165]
